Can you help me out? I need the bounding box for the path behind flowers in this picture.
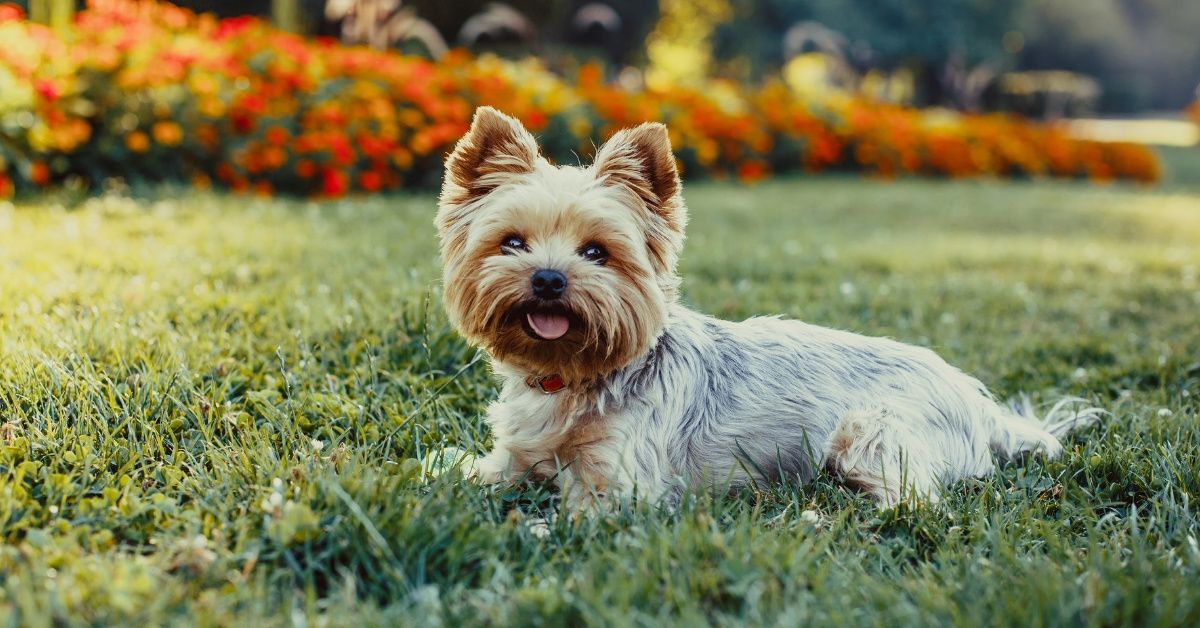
[0,178,1197,624]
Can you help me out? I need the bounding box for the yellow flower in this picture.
[567,115,592,140]
[199,97,226,118]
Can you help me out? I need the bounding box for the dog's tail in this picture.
[989,395,1106,460]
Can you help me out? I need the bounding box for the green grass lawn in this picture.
[1,177,1198,625]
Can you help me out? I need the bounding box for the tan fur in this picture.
[436,107,684,386]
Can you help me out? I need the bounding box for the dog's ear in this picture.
[593,123,687,276]
[592,123,684,231]
[440,107,539,208]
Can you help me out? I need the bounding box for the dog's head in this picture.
[436,107,687,382]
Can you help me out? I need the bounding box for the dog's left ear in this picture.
[592,123,685,233]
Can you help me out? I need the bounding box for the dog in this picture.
[434,106,1100,512]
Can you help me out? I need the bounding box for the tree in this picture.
[714,0,1022,107]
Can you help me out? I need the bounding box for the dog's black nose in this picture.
[530,269,567,299]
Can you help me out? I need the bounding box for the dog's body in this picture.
[436,107,1097,510]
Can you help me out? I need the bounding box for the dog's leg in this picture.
[823,408,944,508]
[555,440,653,518]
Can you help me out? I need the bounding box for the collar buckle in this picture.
[526,374,566,394]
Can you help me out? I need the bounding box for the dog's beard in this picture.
[483,297,621,383]
[447,274,667,384]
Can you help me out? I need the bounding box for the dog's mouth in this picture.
[514,303,575,341]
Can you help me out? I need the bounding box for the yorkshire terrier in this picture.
[435,107,1099,512]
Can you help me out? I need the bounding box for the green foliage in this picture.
[1019,0,1200,112]
[715,1,1021,84]
[714,0,1200,111]
[0,178,1198,623]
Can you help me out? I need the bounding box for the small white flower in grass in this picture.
[1157,408,1173,418]
[1072,368,1088,381]
[526,517,552,539]
[260,492,283,513]
[311,439,325,452]
[271,478,283,491]
[799,509,820,526]
[48,506,58,515]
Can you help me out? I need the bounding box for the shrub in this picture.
[0,0,1161,200]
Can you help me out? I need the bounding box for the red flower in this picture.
[0,3,24,21]
[328,134,355,166]
[737,160,769,183]
[34,79,61,102]
[358,170,383,192]
[29,160,50,186]
[321,168,348,197]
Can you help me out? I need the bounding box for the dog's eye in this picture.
[500,236,527,254]
[580,243,608,264]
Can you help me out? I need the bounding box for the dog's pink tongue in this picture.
[527,312,569,340]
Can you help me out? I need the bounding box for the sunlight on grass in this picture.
[0,179,1197,624]
[1067,118,1199,147]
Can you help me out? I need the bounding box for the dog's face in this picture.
[436,107,687,382]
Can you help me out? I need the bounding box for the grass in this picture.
[1159,146,1200,190]
[0,176,1198,625]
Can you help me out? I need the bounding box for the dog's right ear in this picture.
[440,107,539,209]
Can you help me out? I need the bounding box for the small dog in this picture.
[435,107,1099,511]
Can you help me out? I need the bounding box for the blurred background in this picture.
[122,0,1200,116]
[1,0,1198,197]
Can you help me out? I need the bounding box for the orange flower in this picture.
[195,124,219,150]
[262,145,287,170]
[265,125,290,146]
[29,160,50,186]
[152,121,183,146]
[125,131,150,153]
[0,0,1163,197]
[737,160,769,183]
[191,172,212,189]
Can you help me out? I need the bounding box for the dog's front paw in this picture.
[465,450,512,485]
[420,447,512,484]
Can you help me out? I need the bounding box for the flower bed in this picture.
[0,0,1161,199]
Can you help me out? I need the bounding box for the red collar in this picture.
[525,373,567,394]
